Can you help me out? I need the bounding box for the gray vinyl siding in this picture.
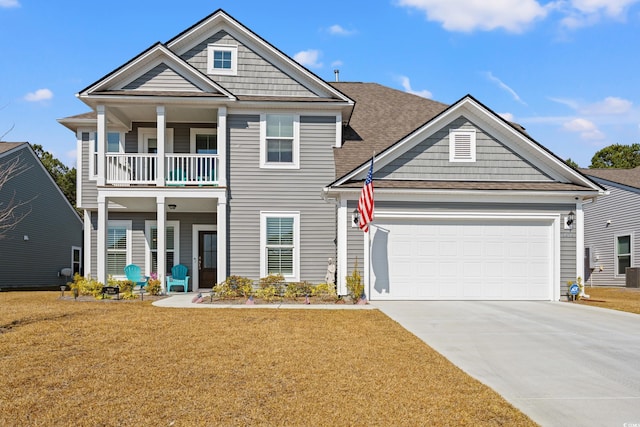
[126,122,217,153]
[377,117,553,182]
[122,64,201,92]
[227,114,337,282]
[180,30,318,97]
[583,179,640,287]
[0,146,82,289]
[81,136,97,209]
[345,201,575,296]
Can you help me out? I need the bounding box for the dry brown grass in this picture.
[575,286,640,314]
[0,292,536,426]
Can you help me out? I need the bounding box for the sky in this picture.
[1,0,639,168]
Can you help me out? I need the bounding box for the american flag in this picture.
[357,157,374,232]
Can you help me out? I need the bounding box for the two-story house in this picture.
[59,9,604,300]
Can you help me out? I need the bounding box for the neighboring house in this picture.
[58,9,604,300]
[581,167,640,287]
[0,142,83,290]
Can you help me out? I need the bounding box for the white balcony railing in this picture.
[105,153,219,186]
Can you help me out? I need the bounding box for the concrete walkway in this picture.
[373,301,640,427]
[152,292,376,309]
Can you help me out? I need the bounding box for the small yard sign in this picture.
[569,283,580,296]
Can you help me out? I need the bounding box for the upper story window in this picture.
[207,44,238,76]
[86,131,124,179]
[260,113,300,169]
[449,129,476,162]
[190,128,217,154]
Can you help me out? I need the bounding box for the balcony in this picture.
[105,153,219,186]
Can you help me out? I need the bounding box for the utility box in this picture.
[625,267,640,288]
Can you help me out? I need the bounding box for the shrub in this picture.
[146,279,162,296]
[70,274,104,298]
[346,258,364,304]
[256,274,285,301]
[213,275,254,299]
[311,282,338,301]
[284,281,313,298]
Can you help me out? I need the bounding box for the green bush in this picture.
[146,279,162,296]
[213,275,254,299]
[346,258,364,304]
[311,282,338,301]
[256,274,285,301]
[284,281,313,298]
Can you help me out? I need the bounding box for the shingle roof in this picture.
[330,82,449,179]
[0,142,27,155]
[581,167,640,189]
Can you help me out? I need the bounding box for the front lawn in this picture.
[0,292,536,426]
[575,286,640,314]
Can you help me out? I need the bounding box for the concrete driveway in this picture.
[373,301,640,427]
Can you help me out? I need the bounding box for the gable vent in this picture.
[449,129,476,162]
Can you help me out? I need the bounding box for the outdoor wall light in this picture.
[352,208,359,227]
[168,204,177,210]
[567,211,575,226]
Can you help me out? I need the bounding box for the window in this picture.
[260,114,299,169]
[89,131,124,178]
[190,128,217,154]
[207,44,238,75]
[146,221,179,276]
[107,221,131,277]
[72,246,82,276]
[449,129,476,162]
[260,212,300,280]
[616,235,632,276]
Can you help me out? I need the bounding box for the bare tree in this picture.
[0,154,33,239]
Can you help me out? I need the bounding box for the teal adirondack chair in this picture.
[166,264,190,293]
[124,264,149,290]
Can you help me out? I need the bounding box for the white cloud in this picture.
[499,112,515,122]
[485,72,527,105]
[563,118,606,139]
[398,76,432,98]
[560,0,640,28]
[293,49,323,68]
[328,24,356,36]
[396,0,549,32]
[580,97,633,115]
[0,0,20,8]
[331,60,343,68]
[24,88,53,102]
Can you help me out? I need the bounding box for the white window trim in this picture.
[71,246,82,277]
[137,127,174,154]
[190,128,218,153]
[90,130,125,180]
[614,233,633,277]
[207,44,238,76]
[449,129,476,162]
[259,113,300,169]
[260,211,300,281]
[107,220,132,279]
[145,220,180,277]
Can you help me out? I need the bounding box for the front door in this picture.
[198,231,217,289]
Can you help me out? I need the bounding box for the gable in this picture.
[179,30,316,98]
[376,116,554,182]
[122,63,202,92]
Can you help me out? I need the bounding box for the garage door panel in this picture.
[370,218,553,300]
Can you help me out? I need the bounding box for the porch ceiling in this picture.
[108,104,218,125]
[107,196,217,213]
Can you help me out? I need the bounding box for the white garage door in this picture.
[369,218,554,300]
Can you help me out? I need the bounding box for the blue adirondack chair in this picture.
[124,264,149,290]
[166,264,190,293]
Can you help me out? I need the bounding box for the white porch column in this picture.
[156,106,166,186]
[217,194,227,284]
[83,210,92,278]
[96,105,106,186]
[97,196,108,285]
[575,202,587,296]
[156,195,166,291]
[337,198,348,296]
[217,107,227,187]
